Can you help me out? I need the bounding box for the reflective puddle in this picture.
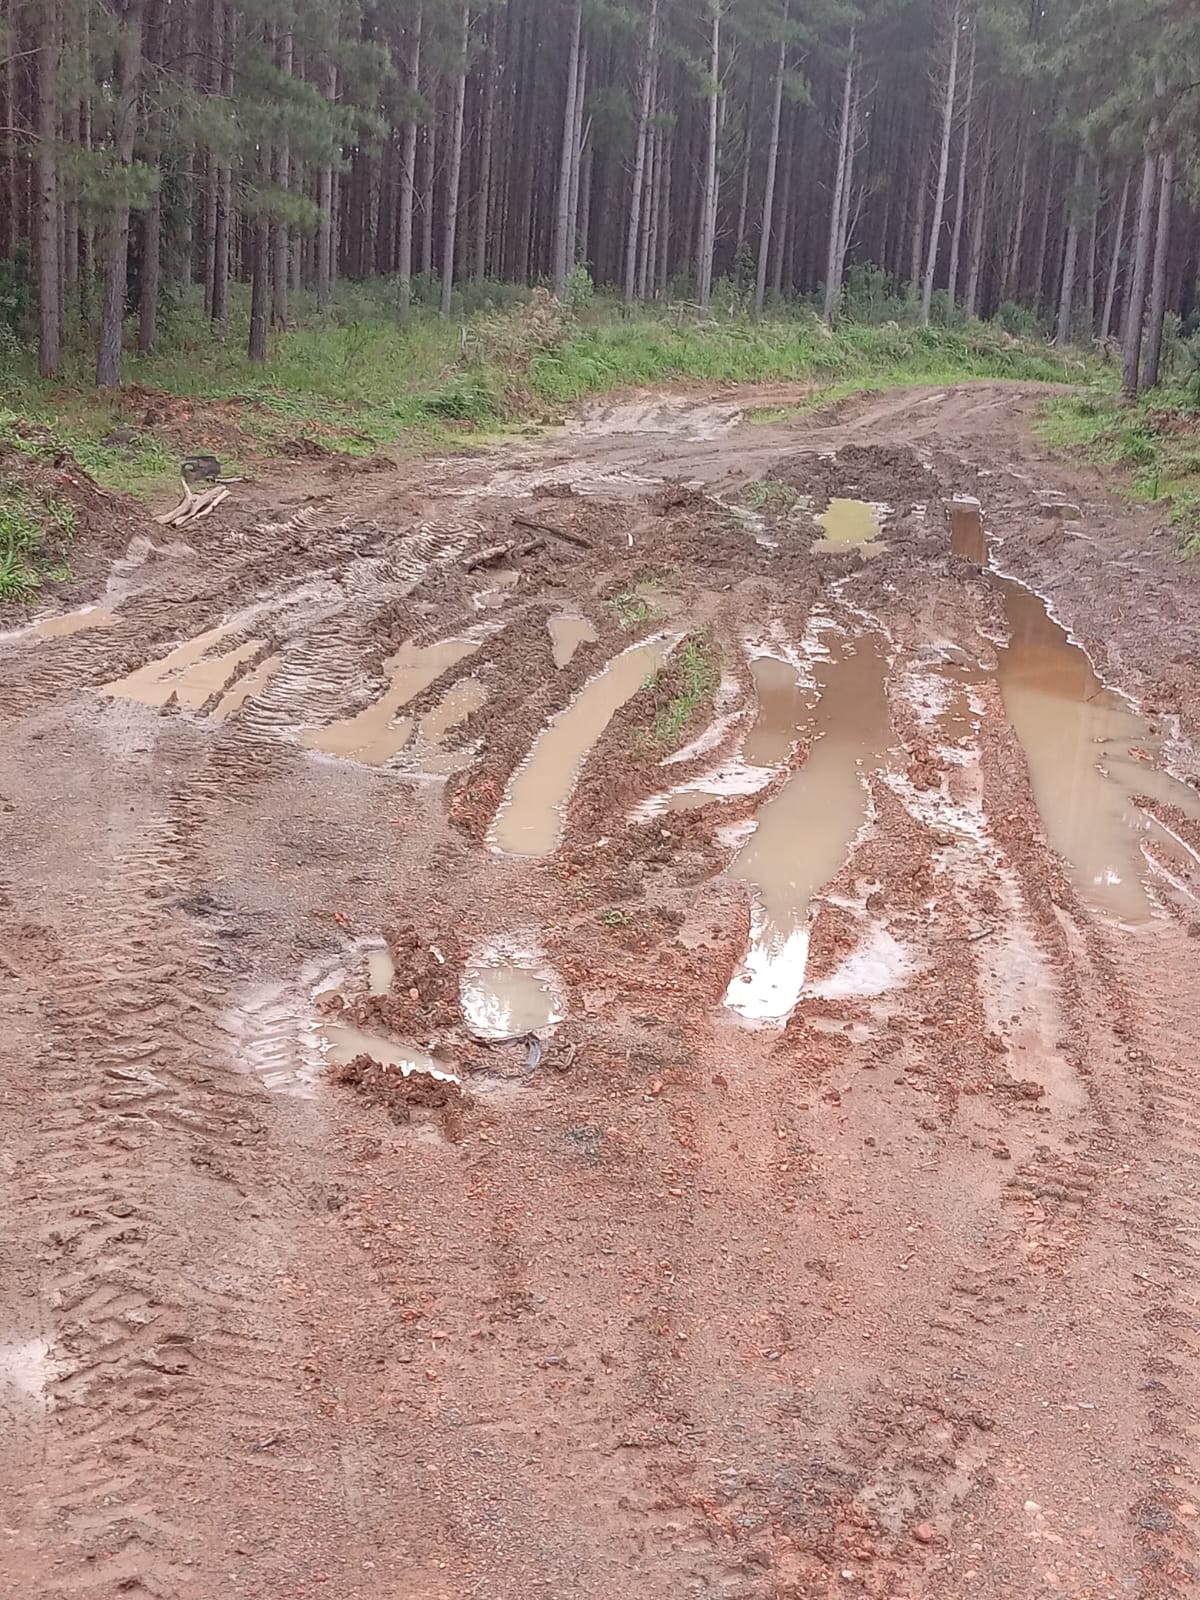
[725,630,893,1022]
[365,943,396,996]
[549,613,599,669]
[104,621,264,710]
[461,947,565,1040]
[492,634,677,856]
[815,498,886,554]
[302,638,480,765]
[995,576,1200,920]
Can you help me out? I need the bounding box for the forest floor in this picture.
[3,379,1200,1600]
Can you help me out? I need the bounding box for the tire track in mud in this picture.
[14,772,370,1598]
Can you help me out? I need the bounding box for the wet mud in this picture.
[7,381,1200,1600]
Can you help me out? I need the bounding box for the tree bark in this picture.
[419,89,437,281]
[622,0,658,306]
[96,0,145,388]
[920,0,961,325]
[34,0,61,378]
[211,6,234,332]
[1055,146,1087,346]
[567,50,588,271]
[397,8,421,318]
[822,27,855,321]
[1141,144,1175,391]
[754,13,788,321]
[272,29,293,329]
[473,16,495,282]
[552,0,583,297]
[964,100,992,318]
[1100,166,1130,341]
[1002,132,1029,300]
[439,4,469,316]
[248,214,270,361]
[138,192,161,354]
[1121,113,1161,400]
[697,3,721,308]
[946,20,975,306]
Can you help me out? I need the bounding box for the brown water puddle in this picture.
[461,955,564,1040]
[403,677,488,775]
[815,498,885,555]
[725,629,893,1021]
[744,655,812,765]
[23,604,118,640]
[323,1020,454,1081]
[549,613,598,669]
[492,635,676,855]
[302,638,479,765]
[952,500,1200,919]
[104,622,264,710]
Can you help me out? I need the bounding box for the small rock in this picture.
[1178,1501,1197,1518]
[992,1143,1011,1160]
[1023,1500,1041,1514]
[912,1522,936,1544]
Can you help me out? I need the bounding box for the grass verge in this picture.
[1036,387,1200,553]
[1,282,1105,506]
[0,475,75,599]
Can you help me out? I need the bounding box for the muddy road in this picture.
[3,381,1200,1600]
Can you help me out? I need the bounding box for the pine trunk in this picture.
[34,0,61,378]
[946,22,975,305]
[272,30,293,329]
[473,21,495,282]
[1100,166,1130,340]
[964,102,992,317]
[920,0,961,326]
[1142,146,1176,391]
[248,211,270,362]
[138,192,161,354]
[1055,147,1087,345]
[822,28,855,322]
[622,0,658,306]
[1121,133,1160,399]
[552,0,583,297]
[753,18,787,321]
[96,0,145,388]
[397,8,421,318]
[697,5,721,308]
[439,4,469,316]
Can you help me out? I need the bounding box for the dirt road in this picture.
[3,381,1200,1600]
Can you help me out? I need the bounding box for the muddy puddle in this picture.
[322,1020,458,1083]
[104,622,264,711]
[10,604,118,641]
[302,638,479,765]
[725,629,893,1021]
[461,944,565,1040]
[996,578,1200,919]
[549,613,598,669]
[473,569,520,610]
[744,655,813,765]
[815,498,886,555]
[951,500,1200,919]
[492,634,677,855]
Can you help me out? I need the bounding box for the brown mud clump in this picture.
[330,1053,473,1127]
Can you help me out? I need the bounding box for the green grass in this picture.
[0,280,1108,507]
[1036,387,1200,553]
[0,474,75,599]
[632,633,721,754]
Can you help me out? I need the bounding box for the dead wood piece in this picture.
[511,512,593,550]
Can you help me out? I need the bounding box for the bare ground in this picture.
[3,382,1200,1600]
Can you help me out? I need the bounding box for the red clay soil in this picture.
[2,382,1200,1600]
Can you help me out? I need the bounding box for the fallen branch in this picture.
[512,512,593,550]
[154,477,196,526]
[465,535,544,571]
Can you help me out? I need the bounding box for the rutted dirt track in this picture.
[4,381,1200,1599]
